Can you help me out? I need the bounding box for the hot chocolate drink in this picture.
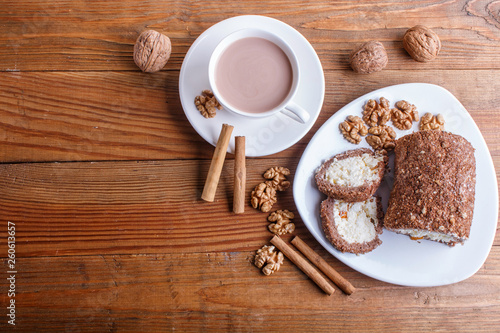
[214,37,293,113]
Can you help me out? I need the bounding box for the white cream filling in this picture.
[324,153,383,187]
[396,229,459,243]
[333,197,378,244]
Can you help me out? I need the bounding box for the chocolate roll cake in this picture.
[384,131,476,246]
[315,148,387,202]
[321,196,384,254]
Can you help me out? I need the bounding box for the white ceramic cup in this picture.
[208,28,310,123]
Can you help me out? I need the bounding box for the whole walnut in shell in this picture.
[403,25,441,62]
[349,41,388,74]
[133,30,172,73]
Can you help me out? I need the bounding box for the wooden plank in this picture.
[0,250,498,332]
[0,158,498,257]
[0,158,302,257]
[1,70,499,163]
[1,0,500,71]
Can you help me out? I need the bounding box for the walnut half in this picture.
[263,167,290,192]
[420,112,445,131]
[254,245,284,276]
[195,90,222,118]
[251,182,277,213]
[268,210,295,235]
[366,125,397,152]
[391,100,419,130]
[339,115,368,144]
[363,97,391,127]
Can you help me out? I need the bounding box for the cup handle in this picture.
[281,101,310,124]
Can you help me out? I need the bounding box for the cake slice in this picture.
[384,131,476,246]
[321,196,384,254]
[315,148,387,202]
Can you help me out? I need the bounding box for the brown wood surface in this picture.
[0,0,499,332]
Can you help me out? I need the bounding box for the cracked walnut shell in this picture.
[254,245,284,276]
[195,90,222,118]
[420,112,445,131]
[133,30,172,73]
[363,97,391,127]
[391,100,419,130]
[268,210,295,235]
[340,115,368,144]
[349,41,388,74]
[251,182,277,213]
[263,167,291,192]
[403,25,441,62]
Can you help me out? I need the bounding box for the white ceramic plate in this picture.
[179,15,324,156]
[293,83,498,287]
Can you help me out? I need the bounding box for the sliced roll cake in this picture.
[321,196,384,254]
[315,148,387,202]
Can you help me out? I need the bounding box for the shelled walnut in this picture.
[391,100,419,130]
[133,30,172,73]
[194,90,222,118]
[263,167,291,192]
[254,245,284,276]
[366,125,397,152]
[420,112,445,131]
[251,182,277,213]
[339,115,368,144]
[363,97,391,127]
[268,210,295,235]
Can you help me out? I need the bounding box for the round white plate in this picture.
[293,83,498,287]
[179,15,325,157]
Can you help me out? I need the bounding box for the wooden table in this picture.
[1,1,499,331]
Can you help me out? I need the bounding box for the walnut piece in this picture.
[263,167,290,192]
[403,25,441,62]
[194,90,222,119]
[349,41,388,74]
[254,245,284,276]
[268,210,295,235]
[339,115,368,144]
[251,182,277,212]
[366,125,397,152]
[420,112,445,131]
[363,97,391,127]
[391,100,419,130]
[133,30,172,73]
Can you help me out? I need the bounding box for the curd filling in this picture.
[396,229,460,243]
[324,154,383,187]
[333,197,378,244]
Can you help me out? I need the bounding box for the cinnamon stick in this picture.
[270,235,335,295]
[201,123,234,202]
[291,236,356,295]
[233,136,246,214]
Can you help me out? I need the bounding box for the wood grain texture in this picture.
[0,250,499,332]
[1,0,499,331]
[1,0,500,71]
[0,158,302,257]
[1,70,499,163]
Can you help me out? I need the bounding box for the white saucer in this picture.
[179,15,325,157]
